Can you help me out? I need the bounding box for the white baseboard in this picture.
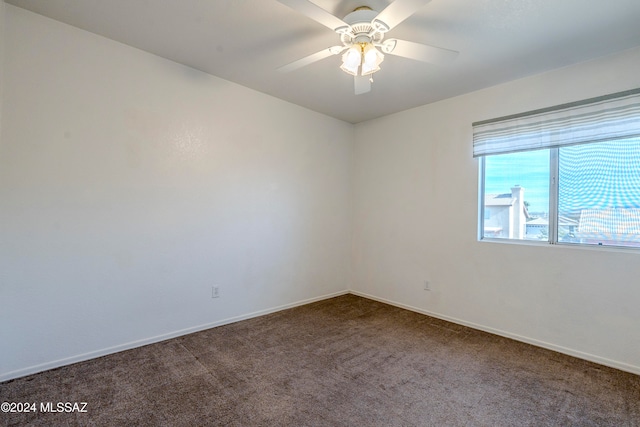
[0,290,349,382]
[349,290,640,376]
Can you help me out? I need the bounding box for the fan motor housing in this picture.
[343,9,377,33]
[339,8,384,45]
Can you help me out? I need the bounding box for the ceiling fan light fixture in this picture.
[361,43,384,76]
[340,43,383,77]
[340,46,362,76]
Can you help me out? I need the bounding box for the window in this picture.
[482,150,549,240]
[474,89,640,248]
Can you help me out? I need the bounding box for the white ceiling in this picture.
[6,0,640,123]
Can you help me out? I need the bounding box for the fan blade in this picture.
[276,0,349,31]
[373,0,433,31]
[354,75,371,95]
[382,39,458,65]
[278,46,345,73]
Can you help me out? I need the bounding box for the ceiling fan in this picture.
[276,0,458,95]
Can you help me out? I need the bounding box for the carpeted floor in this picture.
[2,294,639,426]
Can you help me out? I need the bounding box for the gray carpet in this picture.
[2,294,639,426]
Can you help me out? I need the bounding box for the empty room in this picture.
[1,0,639,425]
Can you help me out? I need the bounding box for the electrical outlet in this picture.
[212,286,220,298]
[424,281,431,291]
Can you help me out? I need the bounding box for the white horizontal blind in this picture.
[473,89,640,157]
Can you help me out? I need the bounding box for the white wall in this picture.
[0,0,4,137]
[352,46,640,374]
[0,6,353,380]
